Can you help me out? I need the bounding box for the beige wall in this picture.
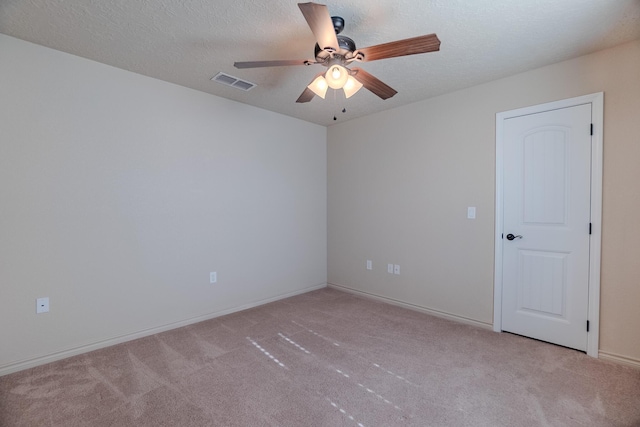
[0,35,327,374]
[328,39,640,363]
[2,32,638,374]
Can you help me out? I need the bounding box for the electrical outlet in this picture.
[36,297,49,314]
[210,272,217,284]
[394,264,400,275]
[366,260,372,270]
[387,264,394,274]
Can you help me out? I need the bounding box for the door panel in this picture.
[502,104,591,351]
[518,250,567,317]
[523,129,567,225]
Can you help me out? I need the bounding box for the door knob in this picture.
[506,233,523,241]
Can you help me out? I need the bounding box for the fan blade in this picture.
[350,67,397,100]
[298,2,339,52]
[296,87,316,103]
[357,34,440,62]
[296,72,325,103]
[234,59,310,69]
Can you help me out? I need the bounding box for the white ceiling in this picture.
[2,0,639,127]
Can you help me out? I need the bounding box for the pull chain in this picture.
[332,90,347,121]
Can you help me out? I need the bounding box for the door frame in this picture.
[493,93,603,357]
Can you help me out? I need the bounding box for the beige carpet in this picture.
[1,288,639,426]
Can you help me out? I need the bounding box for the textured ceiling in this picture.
[2,0,639,126]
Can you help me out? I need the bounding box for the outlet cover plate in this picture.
[210,272,217,284]
[36,297,49,314]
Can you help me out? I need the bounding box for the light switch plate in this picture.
[210,272,217,284]
[366,260,372,270]
[467,207,476,219]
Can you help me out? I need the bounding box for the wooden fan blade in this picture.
[296,71,325,103]
[296,87,316,103]
[357,34,440,62]
[234,59,310,69]
[298,2,339,52]
[350,67,397,100]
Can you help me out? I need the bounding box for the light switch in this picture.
[467,207,476,219]
[366,260,372,270]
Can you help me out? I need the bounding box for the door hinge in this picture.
[589,223,592,235]
[590,123,594,135]
[586,320,590,332]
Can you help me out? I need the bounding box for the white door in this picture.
[501,104,592,351]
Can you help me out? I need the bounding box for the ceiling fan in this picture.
[234,2,441,103]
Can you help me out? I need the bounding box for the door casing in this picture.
[493,93,603,358]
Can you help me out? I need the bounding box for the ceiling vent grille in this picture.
[211,72,256,91]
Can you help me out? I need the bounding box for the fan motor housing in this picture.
[314,35,356,61]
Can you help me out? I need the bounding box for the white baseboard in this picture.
[599,351,640,369]
[0,283,327,377]
[328,283,493,330]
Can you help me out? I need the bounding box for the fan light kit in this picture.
[234,2,441,103]
[308,64,363,99]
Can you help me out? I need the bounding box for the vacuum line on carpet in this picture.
[246,337,286,368]
[292,320,340,346]
[335,368,402,411]
[327,398,366,427]
[372,362,416,386]
[277,333,312,354]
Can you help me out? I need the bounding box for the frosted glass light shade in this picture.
[325,65,349,89]
[308,75,328,99]
[343,76,363,98]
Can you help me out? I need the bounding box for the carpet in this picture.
[1,288,639,426]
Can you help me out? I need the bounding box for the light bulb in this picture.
[325,65,349,89]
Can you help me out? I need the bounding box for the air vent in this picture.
[211,72,256,91]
